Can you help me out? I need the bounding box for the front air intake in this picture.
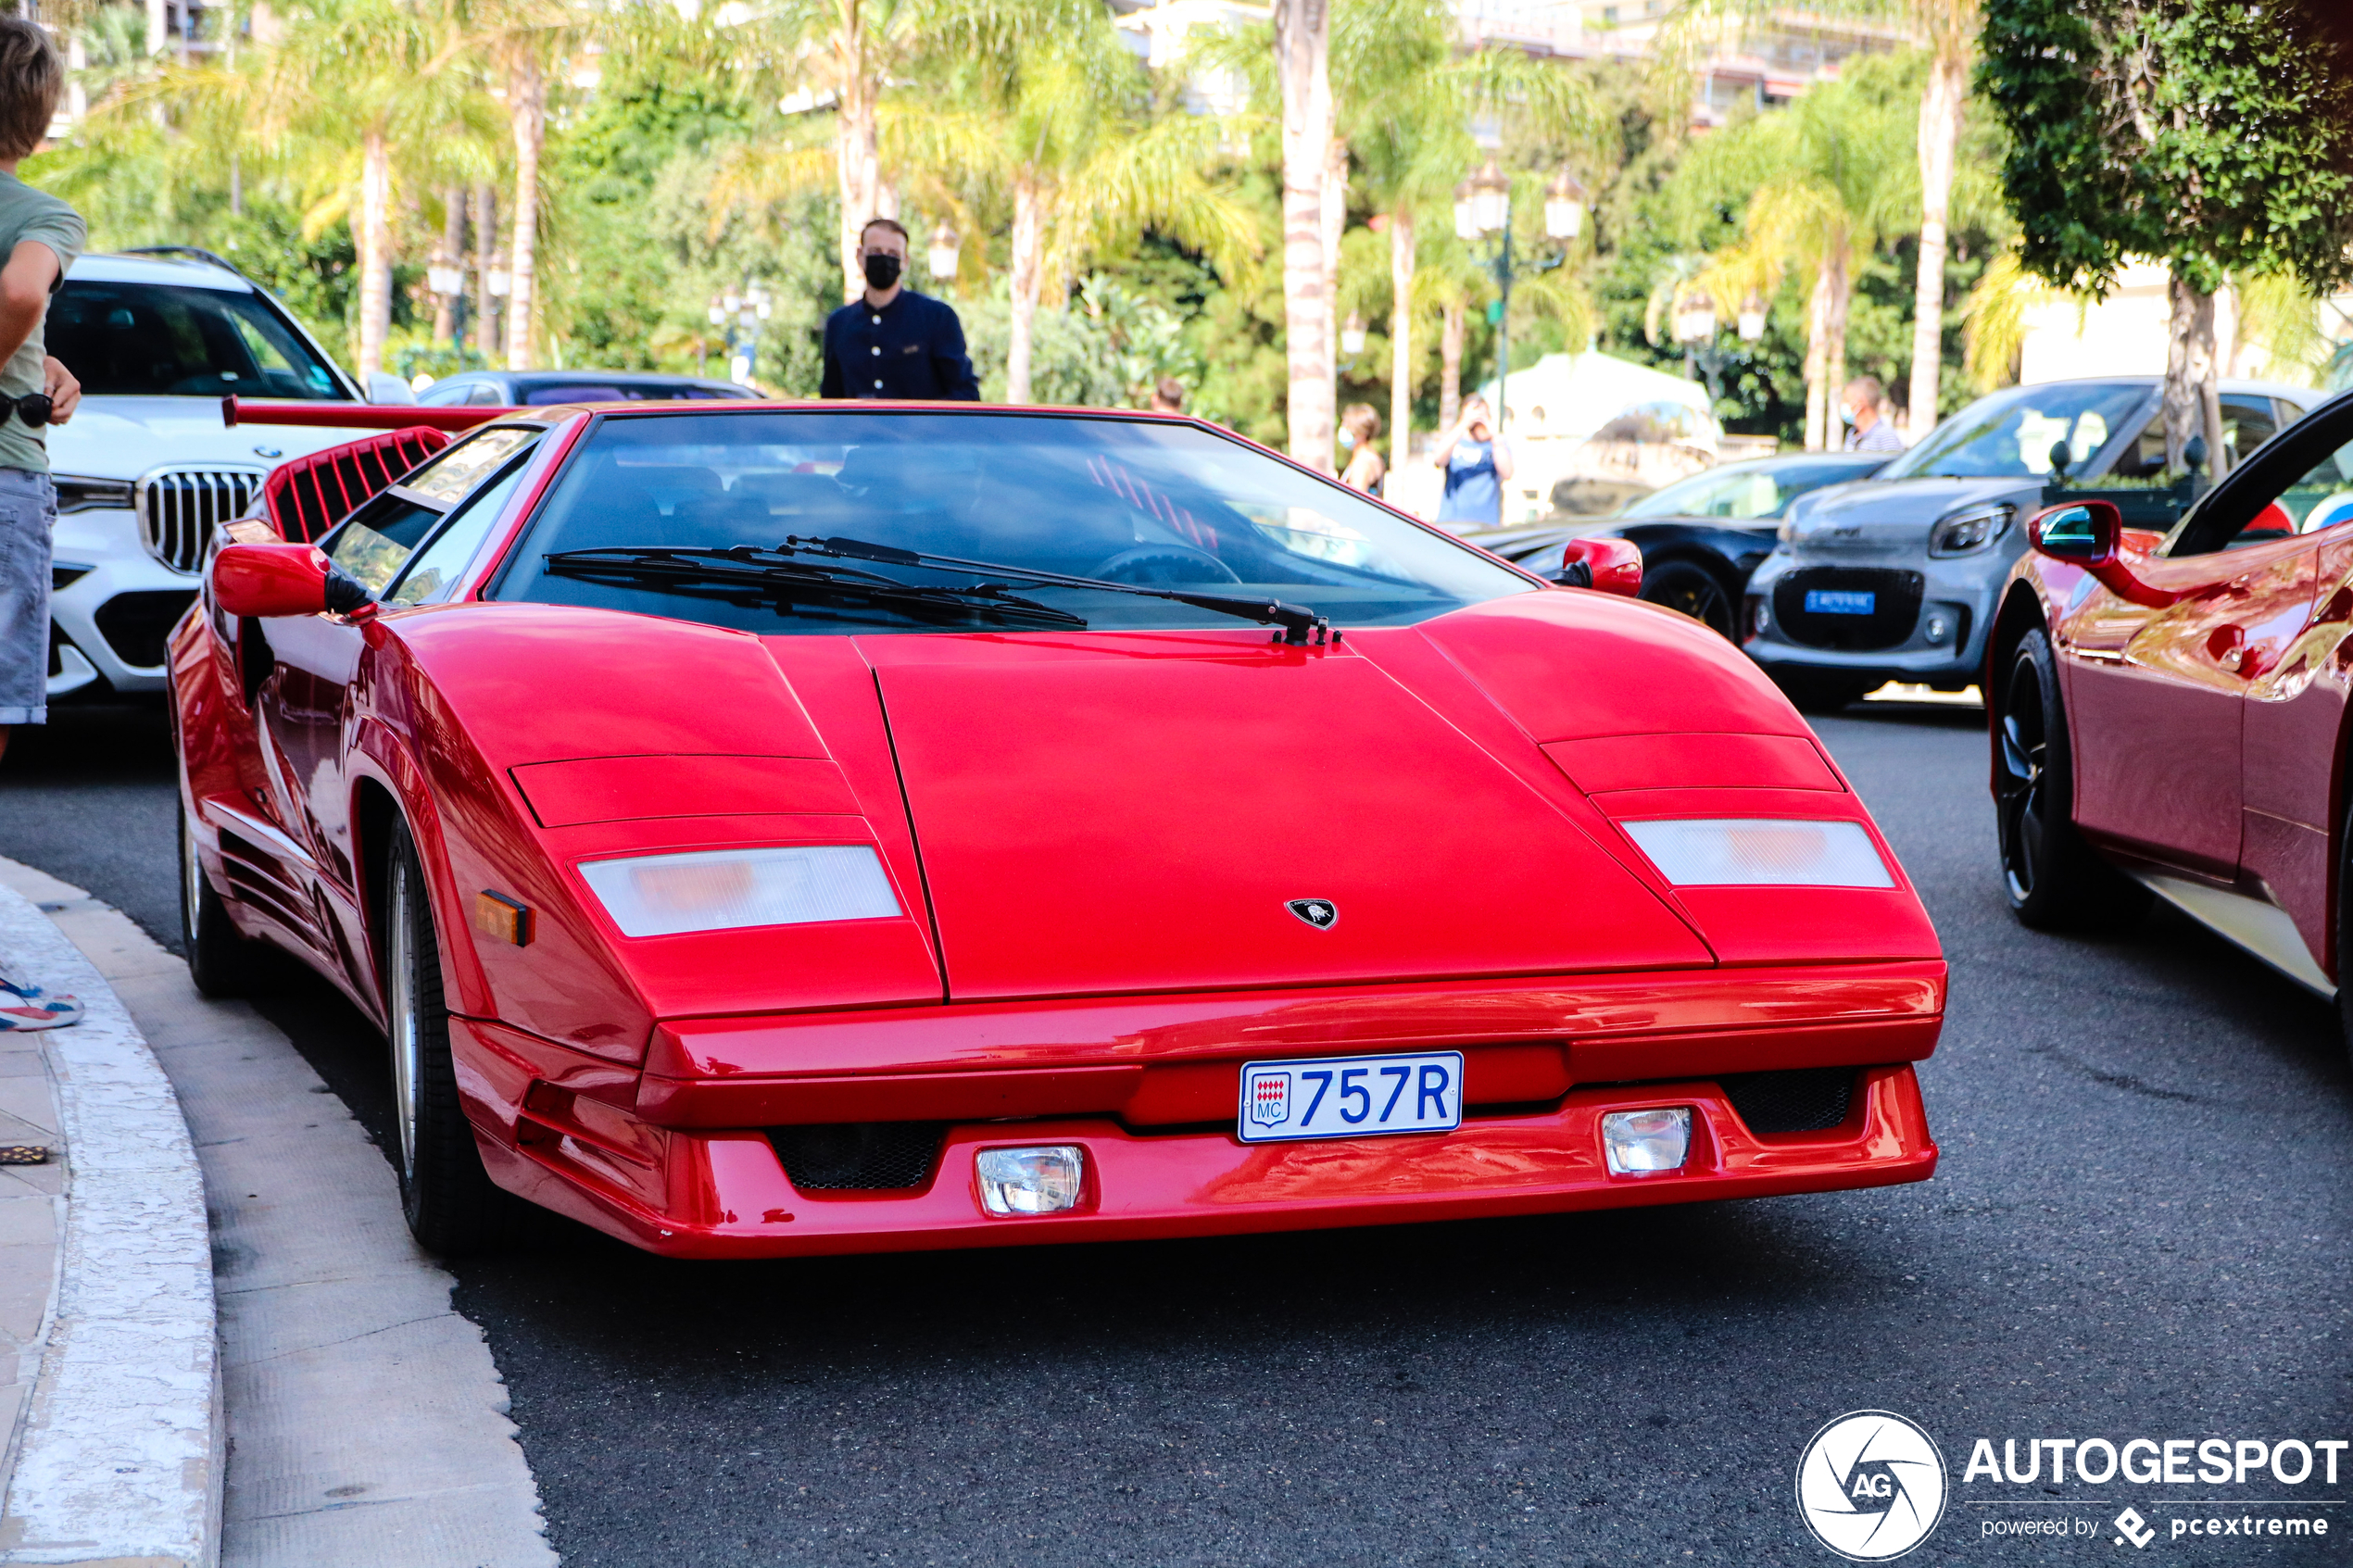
[1718,1068,1856,1135]
[767,1123,946,1192]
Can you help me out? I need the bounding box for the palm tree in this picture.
[1273,0,1335,470]
[1678,74,1916,448]
[901,30,1256,404]
[262,0,490,380]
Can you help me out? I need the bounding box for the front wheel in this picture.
[1994,628,2150,931]
[384,823,530,1254]
[1640,558,1740,641]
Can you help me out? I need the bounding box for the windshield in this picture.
[1620,458,1881,521]
[1882,383,2148,480]
[495,411,1535,634]
[50,280,349,399]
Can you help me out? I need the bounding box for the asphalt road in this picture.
[3,696,2347,1565]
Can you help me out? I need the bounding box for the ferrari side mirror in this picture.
[1547,536,1643,597]
[212,542,374,619]
[2027,499,2120,566]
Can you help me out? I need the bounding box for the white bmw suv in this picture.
[46,249,402,701]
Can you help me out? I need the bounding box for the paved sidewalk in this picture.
[0,871,220,1568]
[0,859,555,1568]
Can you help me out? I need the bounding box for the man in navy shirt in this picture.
[819,219,981,400]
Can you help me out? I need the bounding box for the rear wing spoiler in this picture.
[222,397,522,543]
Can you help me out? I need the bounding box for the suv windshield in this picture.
[496,410,1534,634]
[1620,458,1881,521]
[50,280,348,399]
[1881,383,2149,481]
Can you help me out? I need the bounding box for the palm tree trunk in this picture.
[472,182,494,360]
[357,128,393,382]
[1822,243,1852,445]
[1907,41,1966,443]
[433,185,460,345]
[834,32,883,305]
[1440,301,1464,433]
[2165,271,2227,476]
[505,48,545,371]
[1275,0,1335,471]
[1322,137,1346,403]
[1803,269,1831,451]
[1388,208,1414,475]
[1006,177,1045,404]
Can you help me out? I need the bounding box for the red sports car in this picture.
[172,399,1942,1257]
[1993,388,2353,1028]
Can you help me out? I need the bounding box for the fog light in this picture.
[1602,1108,1692,1174]
[975,1145,1085,1215]
[1748,597,1769,636]
[1923,609,1955,645]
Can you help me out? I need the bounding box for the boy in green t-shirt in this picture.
[0,16,86,1032]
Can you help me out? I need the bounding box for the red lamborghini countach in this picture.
[172,401,1943,1257]
[1993,387,2353,1031]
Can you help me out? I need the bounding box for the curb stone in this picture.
[0,859,557,1568]
[0,875,220,1568]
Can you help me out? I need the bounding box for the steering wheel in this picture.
[1088,544,1242,585]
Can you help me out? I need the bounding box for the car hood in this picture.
[50,396,398,479]
[863,623,1713,1000]
[1785,475,2041,559]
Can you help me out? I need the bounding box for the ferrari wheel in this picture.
[384,823,528,1255]
[179,797,272,997]
[1640,559,1739,640]
[1995,628,2149,931]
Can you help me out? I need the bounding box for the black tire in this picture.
[179,796,274,997]
[1994,628,2151,931]
[1640,558,1741,641]
[384,822,530,1255]
[1776,671,1872,715]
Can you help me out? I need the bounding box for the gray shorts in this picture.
[0,468,56,726]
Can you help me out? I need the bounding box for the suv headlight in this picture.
[1927,503,2014,558]
[54,474,134,513]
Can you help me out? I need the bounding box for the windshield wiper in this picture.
[539,546,1088,630]
[783,536,1336,646]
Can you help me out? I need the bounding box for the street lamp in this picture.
[426,253,470,356]
[1458,159,1573,437]
[1544,170,1587,242]
[1672,289,1734,403]
[487,256,510,299]
[1466,158,1510,237]
[1673,299,1718,345]
[1737,294,1768,343]
[1340,311,1366,358]
[927,222,961,282]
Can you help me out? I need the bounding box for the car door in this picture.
[2063,398,2353,884]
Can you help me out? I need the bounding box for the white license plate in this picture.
[1236,1050,1465,1144]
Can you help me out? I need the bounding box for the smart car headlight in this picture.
[1927,502,2014,558]
[1621,819,1894,888]
[578,846,902,937]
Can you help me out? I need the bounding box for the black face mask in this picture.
[862,253,902,291]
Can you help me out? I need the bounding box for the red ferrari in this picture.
[1993,388,2353,1027]
[172,399,1942,1257]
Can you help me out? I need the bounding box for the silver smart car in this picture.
[1743,376,2324,709]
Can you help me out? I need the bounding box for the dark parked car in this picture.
[1461,452,1892,638]
[415,370,760,408]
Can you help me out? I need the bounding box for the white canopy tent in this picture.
[1474,350,1712,443]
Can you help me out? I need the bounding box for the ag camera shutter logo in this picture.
[1796,1411,1948,1561]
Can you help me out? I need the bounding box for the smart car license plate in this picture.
[1237,1051,1465,1144]
[1805,589,1876,616]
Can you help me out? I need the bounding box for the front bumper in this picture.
[51,505,195,697]
[1742,547,2005,691]
[456,961,1945,1259]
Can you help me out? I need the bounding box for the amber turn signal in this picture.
[472,890,532,947]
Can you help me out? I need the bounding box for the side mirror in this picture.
[1548,536,1643,597]
[364,370,417,405]
[2027,499,2121,566]
[212,542,373,619]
